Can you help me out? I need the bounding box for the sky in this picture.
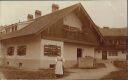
[0,0,127,28]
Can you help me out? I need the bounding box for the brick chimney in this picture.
[35,10,41,18]
[52,4,59,12]
[27,14,33,21]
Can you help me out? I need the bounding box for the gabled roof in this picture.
[0,3,103,40]
[99,27,128,36]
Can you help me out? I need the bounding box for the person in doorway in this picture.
[55,55,65,78]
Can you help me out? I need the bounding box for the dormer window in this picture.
[12,27,15,32]
[14,26,17,31]
[12,25,17,32]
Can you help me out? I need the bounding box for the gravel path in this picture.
[63,63,118,79]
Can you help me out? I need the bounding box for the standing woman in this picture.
[55,55,65,78]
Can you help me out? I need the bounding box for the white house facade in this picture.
[0,3,127,70]
[0,3,103,69]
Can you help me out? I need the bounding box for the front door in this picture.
[126,55,128,60]
[102,51,107,60]
[77,48,82,60]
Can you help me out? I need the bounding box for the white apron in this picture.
[55,56,65,75]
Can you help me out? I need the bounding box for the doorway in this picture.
[19,63,22,69]
[126,55,128,60]
[77,48,82,60]
[102,51,107,60]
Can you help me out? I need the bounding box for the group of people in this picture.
[55,55,65,78]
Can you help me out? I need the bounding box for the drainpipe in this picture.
[0,40,5,66]
[93,48,96,68]
[126,26,128,71]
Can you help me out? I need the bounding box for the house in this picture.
[0,10,38,35]
[0,21,33,34]
[95,27,128,61]
[0,3,104,69]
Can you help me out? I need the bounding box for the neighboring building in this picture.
[0,21,33,34]
[0,3,104,69]
[95,27,128,61]
[0,10,41,34]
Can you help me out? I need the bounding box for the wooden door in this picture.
[126,55,128,60]
[77,48,82,60]
[102,51,107,60]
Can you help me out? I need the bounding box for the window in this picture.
[109,40,119,45]
[44,45,61,57]
[108,51,118,56]
[113,40,119,45]
[122,51,126,54]
[14,26,17,31]
[12,25,17,32]
[7,47,14,56]
[12,27,14,32]
[63,25,79,32]
[17,45,27,56]
[7,62,9,65]
[116,40,119,45]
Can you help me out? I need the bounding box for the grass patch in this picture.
[1,69,56,79]
[101,70,128,80]
[0,66,70,79]
[101,61,128,80]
